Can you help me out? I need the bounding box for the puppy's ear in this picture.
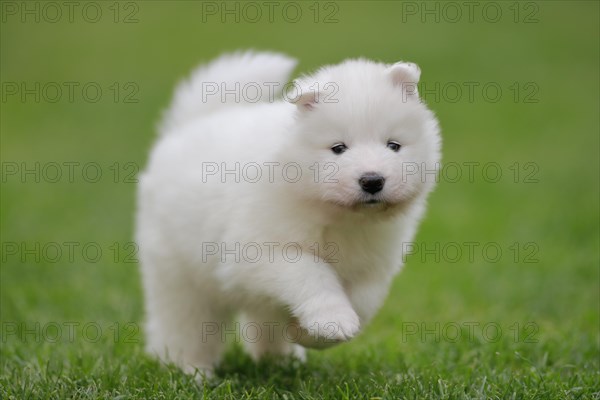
[387,62,421,97]
[288,81,319,111]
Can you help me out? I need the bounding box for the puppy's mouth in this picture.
[352,196,407,212]
[327,195,403,212]
[364,199,381,205]
[356,197,387,209]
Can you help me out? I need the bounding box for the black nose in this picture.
[359,173,385,194]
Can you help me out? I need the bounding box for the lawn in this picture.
[1,1,599,398]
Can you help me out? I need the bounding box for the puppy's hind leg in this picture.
[142,265,230,380]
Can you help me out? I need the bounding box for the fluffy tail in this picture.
[160,51,297,134]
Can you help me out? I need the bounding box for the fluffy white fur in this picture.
[136,51,441,377]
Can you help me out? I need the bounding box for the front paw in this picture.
[291,302,361,349]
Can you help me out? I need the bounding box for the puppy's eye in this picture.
[386,141,402,152]
[331,143,348,155]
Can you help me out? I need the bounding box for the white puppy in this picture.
[136,51,441,377]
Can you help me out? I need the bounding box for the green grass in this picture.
[1,1,599,398]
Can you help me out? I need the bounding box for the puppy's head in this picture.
[287,59,441,215]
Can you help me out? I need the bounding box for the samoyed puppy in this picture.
[136,51,441,377]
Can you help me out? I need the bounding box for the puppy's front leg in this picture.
[224,252,360,348]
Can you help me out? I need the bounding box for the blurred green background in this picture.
[1,1,598,398]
